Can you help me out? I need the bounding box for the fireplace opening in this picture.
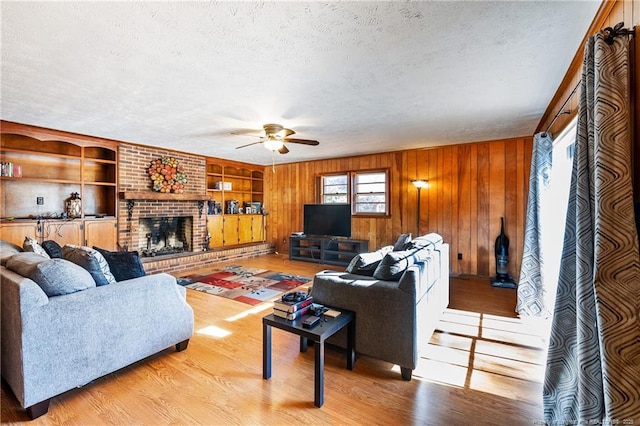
[138,216,193,257]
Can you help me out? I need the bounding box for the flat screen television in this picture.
[303,204,351,238]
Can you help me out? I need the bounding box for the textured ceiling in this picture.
[1,1,601,165]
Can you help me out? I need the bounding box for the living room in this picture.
[1,1,639,424]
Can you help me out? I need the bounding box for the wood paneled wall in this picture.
[264,136,532,279]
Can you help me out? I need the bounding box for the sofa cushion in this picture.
[393,233,412,251]
[405,233,443,250]
[6,252,96,296]
[93,247,146,282]
[23,236,50,258]
[63,244,116,286]
[41,240,63,258]
[1,239,23,266]
[346,245,394,276]
[5,252,50,276]
[373,250,416,281]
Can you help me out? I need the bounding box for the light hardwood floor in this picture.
[1,254,549,425]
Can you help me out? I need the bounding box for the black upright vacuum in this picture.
[490,217,517,288]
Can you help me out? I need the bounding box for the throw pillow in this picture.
[93,246,146,282]
[62,244,116,286]
[6,253,95,296]
[392,233,412,251]
[31,258,96,297]
[373,250,416,281]
[22,236,50,258]
[346,245,394,276]
[41,240,63,258]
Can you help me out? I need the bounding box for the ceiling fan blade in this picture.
[278,145,290,154]
[236,141,263,149]
[231,132,264,138]
[283,138,319,146]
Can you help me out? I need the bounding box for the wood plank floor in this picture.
[1,254,549,425]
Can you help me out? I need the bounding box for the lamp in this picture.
[411,180,428,235]
[264,135,284,151]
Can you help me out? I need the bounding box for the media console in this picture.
[289,236,369,267]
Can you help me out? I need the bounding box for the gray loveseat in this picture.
[0,242,194,419]
[311,233,449,380]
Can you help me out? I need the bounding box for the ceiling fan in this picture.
[232,123,319,154]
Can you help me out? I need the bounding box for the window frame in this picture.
[319,169,390,217]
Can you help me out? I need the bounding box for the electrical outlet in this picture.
[457,253,463,260]
[36,196,44,205]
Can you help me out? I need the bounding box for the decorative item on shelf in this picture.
[148,157,188,193]
[226,200,239,214]
[1,162,21,177]
[65,192,82,218]
[214,181,232,191]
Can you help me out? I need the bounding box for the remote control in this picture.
[302,315,320,329]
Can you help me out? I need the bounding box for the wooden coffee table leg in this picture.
[347,318,356,370]
[314,340,324,407]
[263,323,272,379]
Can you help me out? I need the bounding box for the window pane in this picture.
[324,184,347,194]
[324,175,348,185]
[356,182,386,193]
[324,194,348,204]
[356,172,385,184]
[355,203,386,213]
[356,194,385,203]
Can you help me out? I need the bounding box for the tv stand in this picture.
[289,236,369,266]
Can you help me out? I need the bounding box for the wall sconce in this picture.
[411,180,429,235]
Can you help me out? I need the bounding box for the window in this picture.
[353,171,388,214]
[321,174,349,204]
[320,170,389,216]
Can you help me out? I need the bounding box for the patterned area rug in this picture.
[176,265,311,305]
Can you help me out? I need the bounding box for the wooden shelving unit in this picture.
[205,159,265,247]
[1,125,118,249]
[289,236,369,266]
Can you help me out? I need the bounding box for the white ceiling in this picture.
[1,1,601,166]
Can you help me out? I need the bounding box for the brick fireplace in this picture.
[117,145,208,254]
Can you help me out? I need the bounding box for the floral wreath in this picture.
[148,157,188,193]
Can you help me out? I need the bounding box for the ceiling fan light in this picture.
[264,137,284,151]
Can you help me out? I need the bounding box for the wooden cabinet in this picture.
[0,222,38,247]
[84,219,117,250]
[205,159,265,248]
[207,215,225,248]
[1,122,118,248]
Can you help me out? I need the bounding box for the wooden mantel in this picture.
[119,191,209,201]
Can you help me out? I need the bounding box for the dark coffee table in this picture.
[262,308,355,407]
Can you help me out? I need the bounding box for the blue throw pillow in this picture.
[62,245,116,286]
[93,247,146,282]
[41,240,63,258]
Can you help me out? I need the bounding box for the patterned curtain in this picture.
[544,29,640,424]
[517,132,554,318]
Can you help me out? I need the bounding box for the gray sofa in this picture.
[311,233,449,380]
[0,243,194,419]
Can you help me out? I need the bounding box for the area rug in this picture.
[176,265,311,305]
